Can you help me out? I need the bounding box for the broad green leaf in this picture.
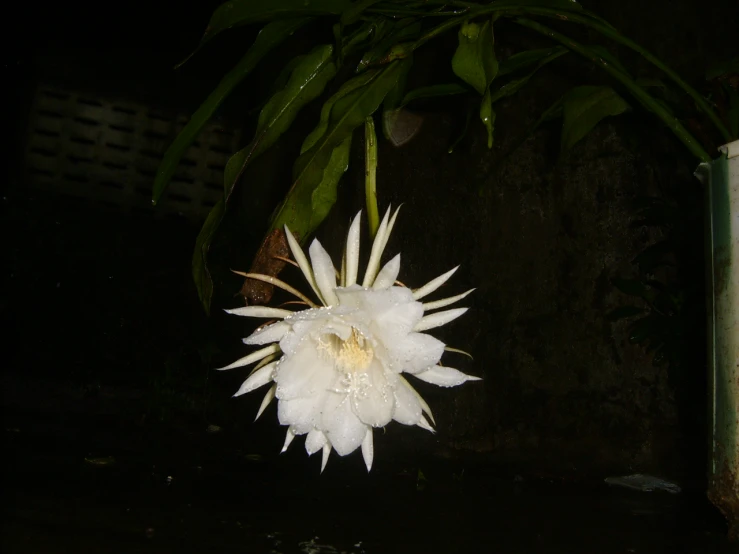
[606,305,645,321]
[153,19,309,204]
[400,83,469,107]
[199,0,350,48]
[341,0,384,26]
[224,44,337,202]
[309,136,353,229]
[561,86,630,151]
[451,20,498,96]
[356,20,421,73]
[480,88,495,148]
[271,62,403,240]
[489,47,567,103]
[300,69,379,154]
[498,46,567,77]
[586,45,630,76]
[192,199,225,314]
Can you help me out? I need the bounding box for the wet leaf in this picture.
[611,277,648,299]
[193,199,225,314]
[153,19,310,204]
[270,62,403,242]
[198,0,350,49]
[400,83,469,107]
[498,46,567,77]
[480,88,495,148]
[586,45,630,76]
[224,44,338,202]
[606,305,645,321]
[310,136,353,230]
[451,20,498,96]
[561,86,630,151]
[356,20,420,73]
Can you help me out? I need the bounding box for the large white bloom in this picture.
[220,208,479,472]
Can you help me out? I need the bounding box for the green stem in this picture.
[515,17,711,163]
[365,116,380,239]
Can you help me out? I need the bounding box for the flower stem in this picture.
[365,116,380,239]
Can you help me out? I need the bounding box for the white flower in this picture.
[220,207,479,472]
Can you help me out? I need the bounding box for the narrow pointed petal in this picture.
[309,240,339,307]
[345,212,362,287]
[372,254,401,290]
[423,288,475,311]
[444,346,474,360]
[281,428,296,453]
[361,429,374,472]
[320,442,331,473]
[362,207,391,287]
[284,225,324,303]
[217,344,281,370]
[414,365,481,387]
[233,361,276,396]
[417,415,436,433]
[231,271,317,307]
[305,429,327,455]
[249,353,278,374]
[412,266,459,300]
[244,321,290,345]
[399,375,435,424]
[255,384,276,421]
[225,306,293,319]
[414,307,468,332]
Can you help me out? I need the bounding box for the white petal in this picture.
[309,239,339,306]
[387,332,445,374]
[244,321,290,345]
[365,287,424,341]
[361,429,374,472]
[278,396,330,435]
[321,442,331,473]
[414,307,468,332]
[305,429,327,455]
[412,266,459,300]
[362,207,392,287]
[217,344,281,370]
[423,288,475,311]
[234,362,276,396]
[398,375,435,424]
[280,428,296,453]
[321,392,368,456]
[225,306,293,319]
[392,378,423,425]
[284,225,324,303]
[254,384,276,421]
[273,342,336,401]
[413,365,481,387]
[417,415,435,433]
[351,362,394,427]
[372,254,401,290]
[344,212,362,287]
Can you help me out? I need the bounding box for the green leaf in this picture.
[400,83,469,107]
[498,46,567,77]
[271,62,403,240]
[561,86,630,151]
[309,136,353,230]
[223,44,337,202]
[192,199,225,315]
[612,277,648,298]
[489,47,567,103]
[383,56,413,111]
[356,20,421,73]
[153,19,309,204]
[586,45,630,76]
[340,0,384,26]
[199,0,350,49]
[606,305,645,321]
[364,116,380,238]
[480,88,495,148]
[451,20,498,96]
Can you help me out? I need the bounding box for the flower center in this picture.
[318,327,374,374]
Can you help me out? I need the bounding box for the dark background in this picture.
[3,1,738,552]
